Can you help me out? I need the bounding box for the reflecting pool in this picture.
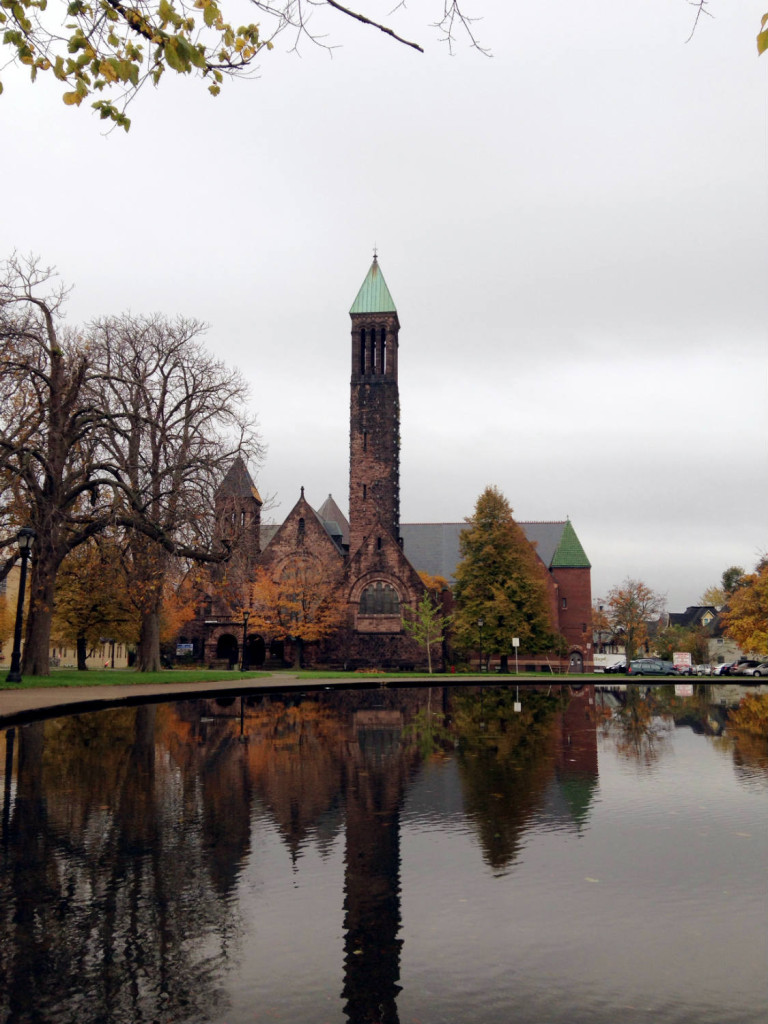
[1,683,766,1024]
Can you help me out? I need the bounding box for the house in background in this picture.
[661,605,743,665]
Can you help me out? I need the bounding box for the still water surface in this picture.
[1,684,766,1024]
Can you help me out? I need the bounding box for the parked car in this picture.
[738,660,768,677]
[694,664,712,676]
[628,659,669,676]
[605,659,627,674]
[730,660,762,676]
[714,662,736,675]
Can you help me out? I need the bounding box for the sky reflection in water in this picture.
[1,684,766,1024]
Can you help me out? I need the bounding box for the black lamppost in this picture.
[5,527,36,684]
[241,609,250,673]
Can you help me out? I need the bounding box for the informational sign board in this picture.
[176,643,194,656]
[673,652,692,672]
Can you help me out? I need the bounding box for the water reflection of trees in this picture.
[452,688,565,871]
[722,693,768,787]
[601,686,674,765]
[407,686,585,871]
[0,686,597,1024]
[1,708,238,1024]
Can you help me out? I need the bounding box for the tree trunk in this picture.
[500,653,509,674]
[22,562,57,677]
[76,635,89,671]
[137,609,162,672]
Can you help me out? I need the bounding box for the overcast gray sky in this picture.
[2,1,766,610]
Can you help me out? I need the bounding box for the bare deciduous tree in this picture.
[1,256,264,675]
[92,313,263,671]
[0,255,115,675]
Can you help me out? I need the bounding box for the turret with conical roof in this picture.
[348,254,401,554]
[214,456,262,565]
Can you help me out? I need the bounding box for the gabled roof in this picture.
[399,520,590,582]
[350,256,397,314]
[217,457,262,503]
[261,489,346,556]
[316,494,350,547]
[668,606,719,631]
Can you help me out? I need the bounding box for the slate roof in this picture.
[316,494,350,548]
[260,524,280,548]
[349,256,397,314]
[399,521,590,582]
[668,606,719,631]
[218,457,262,503]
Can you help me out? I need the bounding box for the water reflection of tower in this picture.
[554,685,599,831]
[342,706,410,1024]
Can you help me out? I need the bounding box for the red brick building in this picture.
[190,257,593,671]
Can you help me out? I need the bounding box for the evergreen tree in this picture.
[452,486,558,671]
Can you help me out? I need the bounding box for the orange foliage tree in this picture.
[599,578,664,663]
[52,535,138,669]
[721,562,768,656]
[249,559,345,667]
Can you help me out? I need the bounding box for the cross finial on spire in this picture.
[372,243,378,262]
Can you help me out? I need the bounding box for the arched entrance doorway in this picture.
[246,634,266,668]
[569,651,584,673]
[216,633,239,667]
[269,639,285,664]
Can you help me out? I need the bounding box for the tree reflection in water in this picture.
[602,685,673,764]
[5,683,760,1023]
[1,708,235,1024]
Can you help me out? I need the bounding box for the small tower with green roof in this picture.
[348,254,401,554]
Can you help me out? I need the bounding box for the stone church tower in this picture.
[348,255,401,555]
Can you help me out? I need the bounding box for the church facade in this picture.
[188,258,593,672]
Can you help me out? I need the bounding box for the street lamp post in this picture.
[241,610,250,673]
[5,527,36,684]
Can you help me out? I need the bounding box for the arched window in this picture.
[359,582,400,615]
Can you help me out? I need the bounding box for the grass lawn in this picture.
[0,668,273,689]
[0,667,444,689]
[1,666,603,690]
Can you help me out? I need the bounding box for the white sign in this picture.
[675,683,694,697]
[673,652,692,671]
[512,638,520,648]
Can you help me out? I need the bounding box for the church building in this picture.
[191,257,593,672]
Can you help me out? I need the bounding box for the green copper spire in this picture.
[550,519,591,568]
[350,254,397,314]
